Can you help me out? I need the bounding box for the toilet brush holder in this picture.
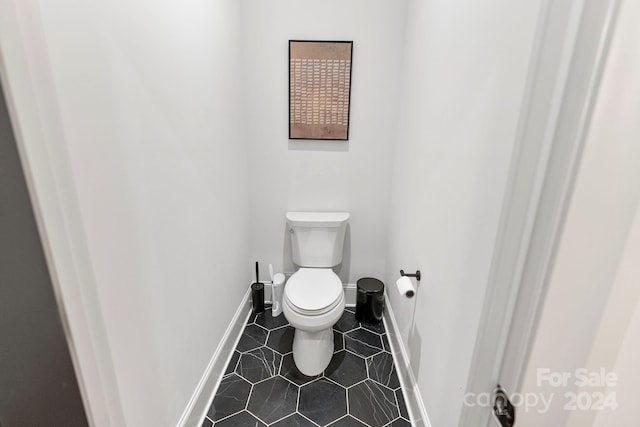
[251,282,265,314]
[271,273,285,317]
[251,261,265,314]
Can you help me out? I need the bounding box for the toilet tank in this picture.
[286,212,350,268]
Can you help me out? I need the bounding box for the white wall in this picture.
[593,275,640,427]
[520,0,640,423]
[590,205,640,427]
[241,0,407,283]
[384,1,541,426]
[2,1,252,426]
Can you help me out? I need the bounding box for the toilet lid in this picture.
[285,268,343,313]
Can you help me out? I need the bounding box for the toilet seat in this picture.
[285,268,343,315]
[285,294,343,316]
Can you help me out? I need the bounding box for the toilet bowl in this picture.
[282,268,345,376]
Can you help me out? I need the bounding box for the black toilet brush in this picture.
[251,261,265,314]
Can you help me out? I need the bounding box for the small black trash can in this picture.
[355,277,385,323]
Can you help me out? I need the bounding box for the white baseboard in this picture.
[344,283,357,306]
[383,294,431,427]
[176,288,252,427]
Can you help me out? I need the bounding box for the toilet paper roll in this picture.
[396,276,416,298]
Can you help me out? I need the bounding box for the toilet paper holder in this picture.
[400,269,421,281]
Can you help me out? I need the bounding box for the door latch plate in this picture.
[493,385,515,427]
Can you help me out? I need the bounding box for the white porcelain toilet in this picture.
[283,211,349,376]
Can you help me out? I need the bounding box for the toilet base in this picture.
[292,327,334,376]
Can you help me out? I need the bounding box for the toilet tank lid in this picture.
[286,212,350,228]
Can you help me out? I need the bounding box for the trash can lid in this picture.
[356,277,384,293]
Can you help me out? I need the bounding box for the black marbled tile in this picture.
[361,320,386,335]
[324,350,367,387]
[280,353,319,386]
[247,376,298,424]
[215,410,266,426]
[344,328,383,358]
[211,308,412,427]
[271,413,317,427]
[236,324,268,352]
[396,389,409,420]
[367,351,400,390]
[333,330,344,353]
[299,378,347,425]
[265,326,294,355]
[389,418,411,426]
[348,379,399,426]
[254,308,289,330]
[224,351,241,376]
[206,374,251,421]
[381,333,391,353]
[236,347,281,383]
[327,415,368,426]
[247,304,272,323]
[333,310,360,333]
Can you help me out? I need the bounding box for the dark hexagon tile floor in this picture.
[299,378,347,425]
[206,374,252,421]
[348,380,399,426]
[236,347,282,383]
[215,410,265,426]
[344,328,384,358]
[248,376,298,424]
[204,306,411,426]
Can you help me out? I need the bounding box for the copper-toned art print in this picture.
[289,40,353,140]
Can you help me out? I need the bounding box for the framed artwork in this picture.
[289,40,353,140]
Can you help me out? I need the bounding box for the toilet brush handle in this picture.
[255,262,259,283]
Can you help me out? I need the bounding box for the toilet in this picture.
[283,211,349,376]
